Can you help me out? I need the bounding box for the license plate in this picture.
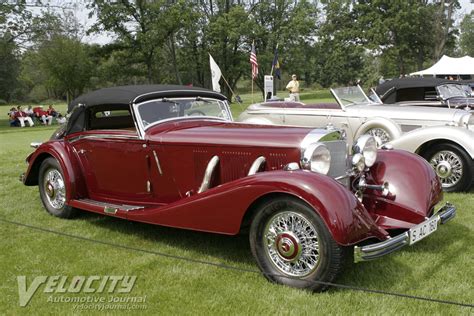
[408,217,439,245]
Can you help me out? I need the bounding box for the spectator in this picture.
[16,106,35,127]
[25,105,35,120]
[286,74,300,102]
[34,107,53,125]
[47,105,58,117]
[56,114,67,125]
[8,107,19,127]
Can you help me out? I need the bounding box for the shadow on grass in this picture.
[75,211,254,266]
[69,209,461,294]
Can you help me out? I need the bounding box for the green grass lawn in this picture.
[0,96,473,314]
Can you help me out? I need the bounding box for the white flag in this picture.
[209,53,222,92]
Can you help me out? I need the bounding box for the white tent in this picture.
[410,55,474,76]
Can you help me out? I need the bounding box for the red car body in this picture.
[22,85,455,290]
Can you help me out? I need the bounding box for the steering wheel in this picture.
[187,110,206,116]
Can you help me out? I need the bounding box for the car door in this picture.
[283,107,352,134]
[70,132,152,202]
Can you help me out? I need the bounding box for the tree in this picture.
[459,12,474,56]
[89,0,195,83]
[0,36,20,101]
[37,36,93,103]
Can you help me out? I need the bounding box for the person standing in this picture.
[286,74,300,101]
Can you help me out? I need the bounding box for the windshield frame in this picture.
[330,85,379,110]
[132,97,232,139]
[436,83,470,101]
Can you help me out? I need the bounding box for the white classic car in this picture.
[238,85,474,192]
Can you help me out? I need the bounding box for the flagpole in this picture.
[270,43,278,77]
[252,77,254,103]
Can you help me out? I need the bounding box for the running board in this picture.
[71,198,145,215]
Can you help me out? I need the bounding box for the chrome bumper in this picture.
[354,202,456,262]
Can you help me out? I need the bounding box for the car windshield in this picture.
[331,86,376,107]
[436,84,469,100]
[136,97,232,129]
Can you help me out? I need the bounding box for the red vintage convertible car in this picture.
[22,85,456,291]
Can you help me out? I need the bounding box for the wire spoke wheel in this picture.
[367,128,391,144]
[429,150,463,188]
[263,211,320,277]
[39,157,77,218]
[43,168,66,209]
[250,198,349,291]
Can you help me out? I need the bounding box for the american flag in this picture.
[250,42,258,80]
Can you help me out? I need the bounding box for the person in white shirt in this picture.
[15,106,34,127]
[286,74,300,101]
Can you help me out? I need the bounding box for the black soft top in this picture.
[65,85,227,135]
[375,77,453,97]
[68,85,227,112]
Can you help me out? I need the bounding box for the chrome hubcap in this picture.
[43,169,66,209]
[367,128,390,144]
[264,211,320,277]
[430,151,463,188]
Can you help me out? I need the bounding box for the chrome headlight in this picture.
[301,143,331,175]
[462,113,474,127]
[353,135,377,167]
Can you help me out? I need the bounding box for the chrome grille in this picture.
[323,140,348,181]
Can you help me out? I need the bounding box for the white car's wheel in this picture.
[423,143,473,192]
[366,127,391,144]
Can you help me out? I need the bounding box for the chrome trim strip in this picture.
[198,155,219,194]
[152,150,163,175]
[354,202,456,262]
[30,142,42,148]
[248,156,266,176]
[78,198,144,211]
[68,134,139,142]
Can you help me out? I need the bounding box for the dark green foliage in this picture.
[0,1,469,102]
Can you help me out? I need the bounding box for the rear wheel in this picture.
[249,197,350,291]
[39,157,77,218]
[423,143,473,192]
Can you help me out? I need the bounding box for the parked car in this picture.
[22,85,456,291]
[238,85,474,192]
[375,77,473,110]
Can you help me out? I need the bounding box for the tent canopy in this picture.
[410,55,474,76]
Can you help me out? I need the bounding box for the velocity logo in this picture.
[17,275,136,307]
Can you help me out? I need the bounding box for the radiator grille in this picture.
[323,140,348,179]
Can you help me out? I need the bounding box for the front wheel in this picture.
[423,143,473,192]
[249,197,350,291]
[366,127,391,144]
[38,157,77,218]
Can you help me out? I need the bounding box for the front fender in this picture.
[125,170,388,245]
[388,126,474,159]
[23,141,85,202]
[354,117,402,140]
[363,149,443,229]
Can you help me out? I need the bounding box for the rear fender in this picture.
[125,170,387,245]
[388,126,474,159]
[23,141,86,202]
